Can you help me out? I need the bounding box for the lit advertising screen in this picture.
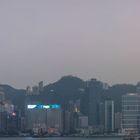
[27,104,61,109]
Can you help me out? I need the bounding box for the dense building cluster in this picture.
[0,91,21,135]
[0,79,139,136]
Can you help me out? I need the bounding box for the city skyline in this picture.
[1,0,140,88]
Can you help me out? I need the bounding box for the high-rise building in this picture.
[38,81,44,92]
[87,79,103,126]
[105,100,114,132]
[46,108,63,133]
[32,86,39,95]
[122,93,140,134]
[0,91,5,102]
[67,100,78,133]
[26,86,32,95]
[115,112,122,132]
[80,85,89,117]
[64,110,71,133]
[0,92,5,113]
[78,115,88,129]
[25,104,62,133]
[6,110,21,133]
[26,105,47,131]
[102,82,109,90]
[74,99,80,113]
[99,102,105,131]
[136,82,140,93]
[26,81,44,96]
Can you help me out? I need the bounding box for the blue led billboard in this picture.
[27,104,61,109]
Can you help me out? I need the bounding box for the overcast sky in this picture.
[0,0,140,88]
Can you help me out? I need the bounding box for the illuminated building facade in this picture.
[26,107,47,131]
[27,104,61,109]
[25,104,62,133]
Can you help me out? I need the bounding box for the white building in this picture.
[26,81,44,96]
[79,116,88,128]
[26,106,47,131]
[46,108,63,133]
[122,93,140,134]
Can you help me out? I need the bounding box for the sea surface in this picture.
[0,137,123,140]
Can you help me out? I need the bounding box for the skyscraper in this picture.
[46,108,63,133]
[122,93,140,134]
[38,81,44,92]
[87,79,103,127]
[80,85,89,116]
[26,105,47,131]
[0,91,5,102]
[115,112,121,132]
[105,100,114,132]
[78,115,88,129]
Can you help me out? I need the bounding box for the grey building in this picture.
[105,100,114,132]
[115,112,121,132]
[64,110,71,133]
[78,115,88,128]
[87,79,102,126]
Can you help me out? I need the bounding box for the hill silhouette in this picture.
[0,76,137,114]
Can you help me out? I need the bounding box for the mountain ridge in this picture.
[0,75,138,113]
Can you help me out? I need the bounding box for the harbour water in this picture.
[0,138,123,140]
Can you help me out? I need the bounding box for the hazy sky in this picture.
[0,0,140,88]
